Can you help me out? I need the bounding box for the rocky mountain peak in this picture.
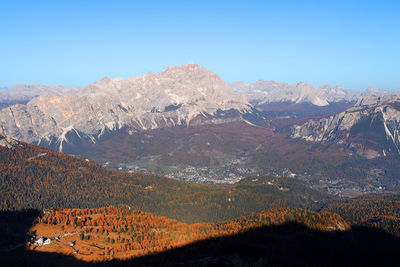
[231,80,333,106]
[0,63,252,152]
[354,92,400,107]
[99,76,112,83]
[231,80,368,107]
[363,87,391,97]
[291,93,400,157]
[355,94,380,106]
[296,81,310,87]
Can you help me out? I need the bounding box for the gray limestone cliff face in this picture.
[0,135,22,149]
[291,93,400,155]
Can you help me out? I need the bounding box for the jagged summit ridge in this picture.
[231,80,370,106]
[0,63,251,151]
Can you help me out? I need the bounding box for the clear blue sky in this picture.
[0,0,399,91]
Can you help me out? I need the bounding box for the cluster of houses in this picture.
[33,235,60,247]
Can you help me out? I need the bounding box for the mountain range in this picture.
[231,80,390,107]
[1,64,400,265]
[0,63,252,152]
[292,93,400,158]
[1,63,392,154]
[0,63,399,195]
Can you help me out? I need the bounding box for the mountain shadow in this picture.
[0,210,399,267]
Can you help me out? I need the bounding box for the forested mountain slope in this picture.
[0,135,331,223]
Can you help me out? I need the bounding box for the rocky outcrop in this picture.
[363,87,391,97]
[0,135,22,149]
[291,93,400,156]
[0,63,252,151]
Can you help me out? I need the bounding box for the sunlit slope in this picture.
[0,136,331,223]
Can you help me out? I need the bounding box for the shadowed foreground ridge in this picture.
[1,210,399,267]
